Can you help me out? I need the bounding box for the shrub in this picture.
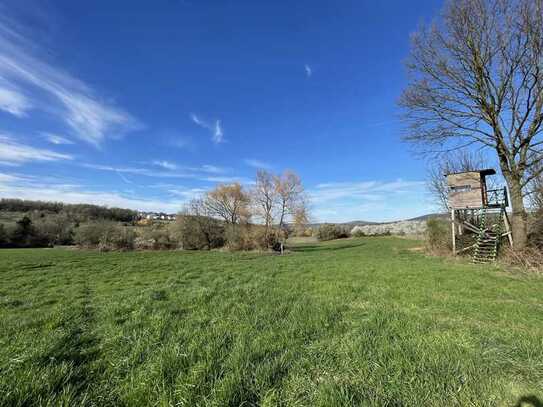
[502,246,543,273]
[317,224,349,241]
[173,215,225,250]
[0,224,8,247]
[74,221,111,247]
[136,225,177,250]
[528,209,543,249]
[351,226,366,237]
[425,218,452,254]
[32,214,74,246]
[7,216,49,247]
[98,226,135,251]
[225,225,255,251]
[247,226,281,250]
[74,221,134,250]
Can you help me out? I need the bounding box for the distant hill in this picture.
[405,213,448,222]
[309,213,447,228]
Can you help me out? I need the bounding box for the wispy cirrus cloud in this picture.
[201,164,225,174]
[190,113,224,144]
[83,161,236,182]
[0,16,141,146]
[0,85,31,117]
[152,160,178,170]
[0,171,184,213]
[309,179,431,223]
[201,175,254,184]
[166,187,208,200]
[0,134,73,166]
[310,180,426,203]
[151,160,227,174]
[244,158,273,170]
[82,163,191,179]
[42,132,74,145]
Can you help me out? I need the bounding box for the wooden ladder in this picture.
[472,208,504,264]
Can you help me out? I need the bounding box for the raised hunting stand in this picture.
[446,169,513,263]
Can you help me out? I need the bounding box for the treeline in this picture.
[0,169,311,251]
[0,215,73,248]
[0,199,137,222]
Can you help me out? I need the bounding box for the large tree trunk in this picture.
[503,173,528,250]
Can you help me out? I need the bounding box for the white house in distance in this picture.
[138,212,176,221]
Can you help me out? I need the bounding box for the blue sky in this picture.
[0,0,445,222]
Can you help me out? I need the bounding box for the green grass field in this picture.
[1,237,542,406]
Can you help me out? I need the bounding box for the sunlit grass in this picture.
[1,238,542,406]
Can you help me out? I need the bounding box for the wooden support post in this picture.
[503,210,513,247]
[451,209,456,255]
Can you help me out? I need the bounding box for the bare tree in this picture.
[400,0,543,249]
[252,170,277,245]
[292,205,310,237]
[204,183,251,225]
[428,150,491,211]
[274,171,306,238]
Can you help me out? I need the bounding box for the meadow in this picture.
[0,237,542,406]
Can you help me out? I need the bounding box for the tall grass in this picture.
[0,238,542,405]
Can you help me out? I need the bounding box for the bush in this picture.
[74,221,111,247]
[32,214,74,246]
[99,226,135,251]
[74,221,134,251]
[317,224,349,241]
[6,216,49,247]
[173,215,225,250]
[0,224,8,247]
[502,246,543,272]
[351,226,366,237]
[225,225,255,251]
[425,218,452,254]
[246,226,281,250]
[528,209,543,249]
[136,225,177,250]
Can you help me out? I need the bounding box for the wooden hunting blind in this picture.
[446,168,503,209]
[445,168,512,263]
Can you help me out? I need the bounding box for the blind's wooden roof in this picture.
[443,168,496,177]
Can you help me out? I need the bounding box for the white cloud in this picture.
[0,171,185,213]
[213,120,223,143]
[191,113,224,144]
[116,171,134,185]
[0,86,31,117]
[309,179,430,223]
[201,175,254,184]
[83,162,232,181]
[82,163,191,178]
[305,64,312,78]
[167,187,207,200]
[244,158,273,170]
[42,132,74,145]
[310,180,426,203]
[0,135,73,165]
[0,18,140,145]
[190,113,204,127]
[152,160,178,170]
[150,161,226,174]
[200,164,225,174]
